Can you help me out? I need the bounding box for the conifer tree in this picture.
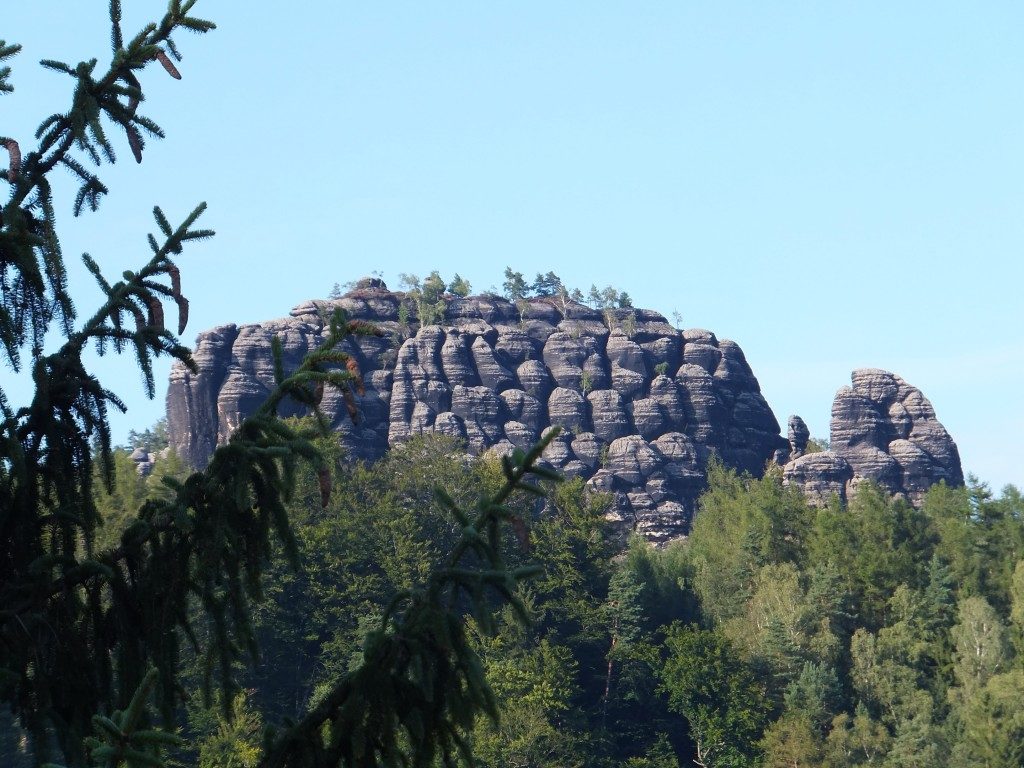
[1,5,560,767]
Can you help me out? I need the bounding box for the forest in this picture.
[7,425,1023,767]
[4,2,1023,766]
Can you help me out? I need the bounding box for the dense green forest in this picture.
[28,427,1019,768]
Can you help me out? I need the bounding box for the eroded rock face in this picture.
[782,369,963,505]
[169,284,963,541]
[167,281,787,542]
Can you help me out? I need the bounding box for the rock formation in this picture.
[167,279,785,542]
[166,281,965,541]
[782,369,963,505]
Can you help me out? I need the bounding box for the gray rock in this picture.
[606,435,663,485]
[649,375,688,430]
[611,367,646,400]
[683,343,722,374]
[851,368,900,406]
[494,329,539,367]
[586,468,616,494]
[638,501,689,545]
[714,340,759,391]
[446,295,519,325]
[548,387,589,434]
[484,439,517,459]
[409,401,435,435]
[640,335,682,378]
[588,389,631,443]
[682,328,717,345]
[606,331,647,374]
[543,332,600,390]
[889,439,938,504]
[541,426,574,467]
[784,452,853,506]
[167,282,810,543]
[451,385,503,448]
[675,364,723,440]
[645,472,672,503]
[472,336,516,392]
[630,398,667,440]
[517,359,553,401]
[570,432,606,469]
[562,460,589,479]
[830,387,889,451]
[499,389,543,429]
[433,412,466,441]
[784,369,963,506]
[168,323,238,466]
[440,331,478,386]
[788,415,810,459]
[504,420,538,451]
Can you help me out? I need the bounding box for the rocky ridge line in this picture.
[167,278,786,543]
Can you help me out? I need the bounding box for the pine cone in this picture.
[127,127,143,164]
[155,50,182,80]
[174,295,189,335]
[4,139,20,182]
[313,381,324,406]
[145,295,164,330]
[342,387,358,423]
[345,358,365,396]
[167,263,182,297]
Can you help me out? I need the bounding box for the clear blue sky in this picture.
[4,2,1022,490]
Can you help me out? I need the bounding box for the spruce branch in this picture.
[0,39,20,93]
[0,0,214,374]
[257,431,562,768]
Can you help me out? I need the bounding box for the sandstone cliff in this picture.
[167,279,786,542]
[166,280,964,541]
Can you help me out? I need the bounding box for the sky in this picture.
[3,2,1022,491]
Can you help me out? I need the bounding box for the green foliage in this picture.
[663,462,1024,766]
[191,692,264,768]
[530,271,564,297]
[955,668,1024,768]
[126,417,168,452]
[399,271,449,326]
[501,267,528,302]
[2,6,574,768]
[45,669,183,768]
[687,462,814,625]
[500,268,637,324]
[660,624,770,768]
[447,274,471,297]
[580,369,593,395]
[257,434,564,768]
[587,284,633,311]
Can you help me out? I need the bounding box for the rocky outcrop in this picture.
[782,369,963,505]
[167,279,786,543]
[167,281,964,541]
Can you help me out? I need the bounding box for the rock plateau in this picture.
[166,280,964,542]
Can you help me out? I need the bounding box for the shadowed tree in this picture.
[1,4,561,767]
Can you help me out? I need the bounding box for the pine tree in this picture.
[1,5,561,767]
